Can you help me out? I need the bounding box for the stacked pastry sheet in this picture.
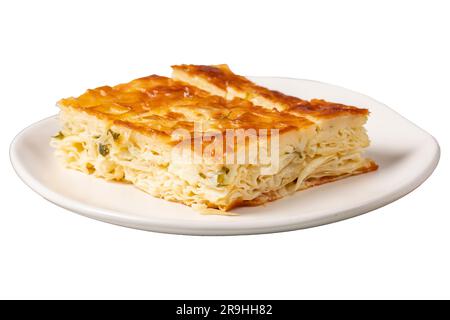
[51,65,377,211]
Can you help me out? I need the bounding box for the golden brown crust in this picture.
[172,64,369,118]
[58,75,314,139]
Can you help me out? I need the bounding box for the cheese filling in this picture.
[51,107,373,210]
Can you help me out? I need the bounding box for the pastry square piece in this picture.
[51,67,377,211]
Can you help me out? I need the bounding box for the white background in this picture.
[1,0,448,299]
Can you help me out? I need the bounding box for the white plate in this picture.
[10,77,440,235]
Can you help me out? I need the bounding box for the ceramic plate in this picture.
[10,77,440,235]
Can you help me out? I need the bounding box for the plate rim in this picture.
[9,77,441,235]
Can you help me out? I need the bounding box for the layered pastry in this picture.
[51,66,377,211]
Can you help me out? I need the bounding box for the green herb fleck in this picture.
[217,174,225,185]
[98,143,110,156]
[93,135,101,139]
[214,167,230,186]
[221,166,230,174]
[108,129,120,140]
[52,131,65,140]
[151,150,160,155]
[199,172,206,179]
